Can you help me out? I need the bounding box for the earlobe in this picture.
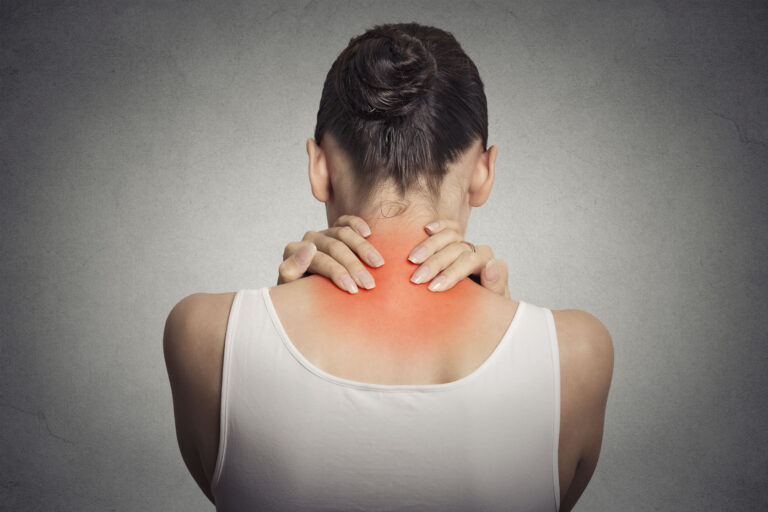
[468,145,497,207]
[307,138,331,202]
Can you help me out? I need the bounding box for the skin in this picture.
[163,135,614,510]
[277,215,511,298]
[298,224,487,364]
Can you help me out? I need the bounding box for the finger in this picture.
[334,214,371,237]
[424,218,462,235]
[409,241,469,285]
[332,225,384,268]
[304,227,383,270]
[306,230,376,290]
[306,252,359,294]
[407,228,463,264]
[425,245,489,292]
[481,258,511,298]
[277,242,316,284]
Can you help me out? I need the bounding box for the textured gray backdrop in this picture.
[1,1,766,510]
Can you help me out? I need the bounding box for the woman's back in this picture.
[164,225,613,511]
[271,277,515,386]
[212,282,559,511]
[164,270,612,511]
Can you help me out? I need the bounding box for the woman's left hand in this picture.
[408,219,510,299]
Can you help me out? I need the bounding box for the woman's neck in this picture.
[347,194,465,252]
[304,208,483,357]
[365,215,438,264]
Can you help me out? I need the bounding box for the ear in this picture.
[468,144,498,207]
[307,138,331,202]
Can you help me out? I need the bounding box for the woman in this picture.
[164,23,613,511]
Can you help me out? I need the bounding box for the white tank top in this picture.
[211,287,561,511]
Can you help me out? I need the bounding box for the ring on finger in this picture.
[458,241,476,253]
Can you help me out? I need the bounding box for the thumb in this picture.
[480,259,510,298]
[278,242,316,284]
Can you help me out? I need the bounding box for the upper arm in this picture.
[556,309,614,512]
[163,292,235,504]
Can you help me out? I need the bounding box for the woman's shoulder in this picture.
[162,291,237,402]
[551,308,614,413]
[550,308,614,508]
[163,292,239,377]
[164,292,237,351]
[551,308,614,379]
[162,291,237,501]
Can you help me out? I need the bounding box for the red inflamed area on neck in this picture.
[305,224,485,358]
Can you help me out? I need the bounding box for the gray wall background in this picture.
[1,0,766,510]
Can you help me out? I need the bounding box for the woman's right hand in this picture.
[277,215,385,294]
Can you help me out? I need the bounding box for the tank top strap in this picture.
[211,288,278,493]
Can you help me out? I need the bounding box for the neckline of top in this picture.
[260,286,526,393]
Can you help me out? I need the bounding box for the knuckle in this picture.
[459,247,476,260]
[328,240,347,258]
[419,253,440,270]
[479,244,493,258]
[332,270,349,283]
[459,241,473,253]
[413,241,431,256]
[430,253,453,273]
[283,241,300,256]
[437,270,456,286]
[455,250,475,266]
[348,262,366,276]
[443,229,461,243]
[422,244,447,268]
[450,241,470,256]
[278,260,295,278]
[439,220,459,234]
[305,253,324,273]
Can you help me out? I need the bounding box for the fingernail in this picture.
[425,221,439,232]
[340,274,358,294]
[357,270,375,289]
[408,246,429,264]
[367,250,384,267]
[410,265,431,284]
[294,244,315,267]
[428,275,447,292]
[356,223,371,237]
[485,259,499,282]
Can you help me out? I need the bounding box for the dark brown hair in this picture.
[313,22,488,202]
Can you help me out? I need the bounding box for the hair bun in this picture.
[335,28,437,120]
